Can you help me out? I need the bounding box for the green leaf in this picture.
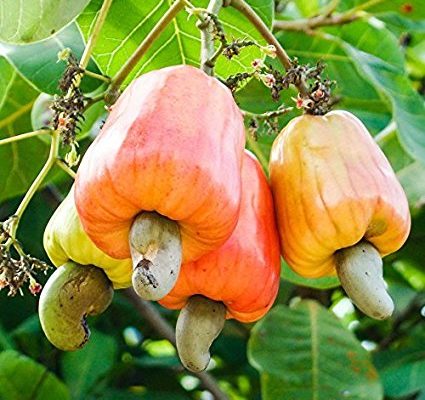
[374,328,425,397]
[11,315,52,360]
[0,57,50,202]
[248,301,383,400]
[332,20,425,163]
[347,54,425,160]
[77,0,273,83]
[0,23,102,94]
[377,127,425,212]
[0,350,70,400]
[61,330,118,400]
[274,29,392,135]
[281,260,340,289]
[0,322,14,351]
[89,389,191,400]
[0,0,90,44]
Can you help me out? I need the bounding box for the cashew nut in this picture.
[335,241,394,320]
[129,212,182,301]
[176,295,226,372]
[39,262,113,350]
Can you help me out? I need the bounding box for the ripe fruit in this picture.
[75,65,245,300]
[269,110,410,319]
[44,187,132,289]
[160,151,281,371]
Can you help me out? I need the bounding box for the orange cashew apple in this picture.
[74,65,245,301]
[269,110,411,319]
[160,151,281,372]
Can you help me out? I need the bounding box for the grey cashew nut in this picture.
[176,295,226,372]
[129,212,182,301]
[39,262,114,351]
[335,241,394,320]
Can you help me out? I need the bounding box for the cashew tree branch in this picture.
[123,289,229,400]
[229,0,309,97]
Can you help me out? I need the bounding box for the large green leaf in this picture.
[340,40,425,163]
[0,0,90,44]
[0,350,70,400]
[0,57,50,202]
[61,330,118,399]
[378,127,425,212]
[374,328,425,397]
[324,18,425,162]
[0,322,14,351]
[0,23,102,94]
[248,301,383,400]
[77,0,273,84]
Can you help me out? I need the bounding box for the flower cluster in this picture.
[0,219,50,296]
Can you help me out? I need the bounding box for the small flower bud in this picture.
[251,59,264,70]
[29,276,42,295]
[57,48,72,62]
[261,73,276,88]
[261,44,277,58]
[65,143,80,167]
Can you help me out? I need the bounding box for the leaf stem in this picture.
[6,130,60,245]
[83,69,111,83]
[229,0,309,96]
[79,0,114,70]
[109,0,186,92]
[0,129,51,147]
[56,159,77,179]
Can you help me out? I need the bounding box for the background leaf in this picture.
[0,57,50,202]
[248,301,383,400]
[61,330,118,400]
[0,0,90,44]
[0,23,103,95]
[77,0,273,84]
[0,350,70,400]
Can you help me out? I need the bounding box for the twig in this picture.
[197,0,226,75]
[0,129,51,147]
[378,294,424,350]
[123,289,229,400]
[242,107,293,120]
[110,0,186,92]
[273,0,386,32]
[273,12,359,31]
[229,0,309,97]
